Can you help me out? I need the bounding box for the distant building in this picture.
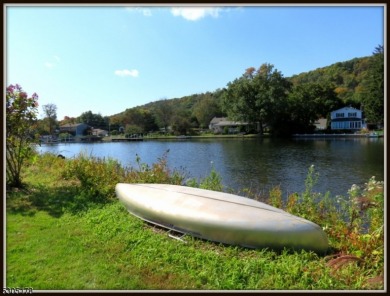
[314,118,328,130]
[330,107,366,130]
[60,123,90,136]
[92,128,108,137]
[209,117,248,134]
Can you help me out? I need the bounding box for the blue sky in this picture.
[6,5,384,120]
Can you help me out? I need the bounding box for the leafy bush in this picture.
[186,164,223,192]
[63,152,124,204]
[281,166,384,276]
[63,150,184,205]
[124,151,183,185]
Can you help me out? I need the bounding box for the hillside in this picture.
[107,55,377,134]
[112,55,373,120]
[289,56,371,104]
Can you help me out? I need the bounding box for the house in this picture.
[209,117,248,134]
[330,107,366,130]
[314,118,328,130]
[59,123,90,136]
[92,128,108,137]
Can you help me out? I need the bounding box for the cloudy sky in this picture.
[6,4,384,120]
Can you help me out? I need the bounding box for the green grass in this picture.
[5,153,384,290]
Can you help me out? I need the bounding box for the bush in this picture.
[63,150,184,205]
[281,166,384,274]
[63,152,124,204]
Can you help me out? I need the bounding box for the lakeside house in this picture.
[59,123,90,136]
[330,107,366,130]
[209,117,248,134]
[314,118,328,130]
[92,128,109,137]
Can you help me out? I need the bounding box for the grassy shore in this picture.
[5,153,384,290]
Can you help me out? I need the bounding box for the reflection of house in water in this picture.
[59,123,90,136]
[209,117,248,134]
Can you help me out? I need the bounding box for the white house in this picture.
[330,107,366,130]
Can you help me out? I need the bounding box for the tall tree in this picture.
[6,84,39,188]
[78,111,108,130]
[222,63,291,135]
[192,92,222,129]
[287,82,342,133]
[42,103,57,135]
[360,45,384,127]
[153,99,174,133]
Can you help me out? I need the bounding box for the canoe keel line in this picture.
[115,183,329,253]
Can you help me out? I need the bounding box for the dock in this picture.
[111,138,143,142]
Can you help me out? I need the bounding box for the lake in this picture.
[38,137,384,198]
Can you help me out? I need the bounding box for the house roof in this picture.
[210,117,248,127]
[60,123,89,128]
[332,106,361,113]
[214,121,248,127]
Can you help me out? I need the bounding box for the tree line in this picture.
[108,45,384,136]
[35,45,383,137]
[6,46,384,187]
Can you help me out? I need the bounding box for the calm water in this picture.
[38,138,385,198]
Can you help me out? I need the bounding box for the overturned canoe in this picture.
[115,183,328,253]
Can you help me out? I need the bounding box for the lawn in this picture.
[5,153,384,291]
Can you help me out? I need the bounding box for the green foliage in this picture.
[282,166,384,276]
[221,63,292,135]
[6,84,39,188]
[359,45,384,126]
[61,50,382,138]
[6,155,384,290]
[63,152,124,204]
[78,110,109,130]
[186,164,223,192]
[287,83,343,134]
[127,151,184,185]
[62,150,183,207]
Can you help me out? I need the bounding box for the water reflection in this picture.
[38,138,384,198]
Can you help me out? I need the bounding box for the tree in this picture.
[42,103,57,135]
[6,84,39,188]
[287,82,342,133]
[192,92,222,129]
[360,45,384,127]
[221,63,291,135]
[78,111,108,130]
[153,99,174,133]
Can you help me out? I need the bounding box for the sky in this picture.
[5,4,384,121]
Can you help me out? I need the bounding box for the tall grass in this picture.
[5,151,384,290]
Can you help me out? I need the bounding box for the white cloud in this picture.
[114,69,139,77]
[171,7,221,21]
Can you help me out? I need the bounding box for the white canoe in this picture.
[115,183,329,253]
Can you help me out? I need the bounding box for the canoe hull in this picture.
[115,183,328,252]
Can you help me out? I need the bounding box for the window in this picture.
[336,113,344,118]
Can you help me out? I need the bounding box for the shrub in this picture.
[63,152,124,204]
[63,150,184,205]
[280,166,384,275]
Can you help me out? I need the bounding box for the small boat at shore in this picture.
[115,183,329,253]
[366,132,383,138]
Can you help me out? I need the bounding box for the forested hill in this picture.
[112,55,372,118]
[289,56,371,104]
